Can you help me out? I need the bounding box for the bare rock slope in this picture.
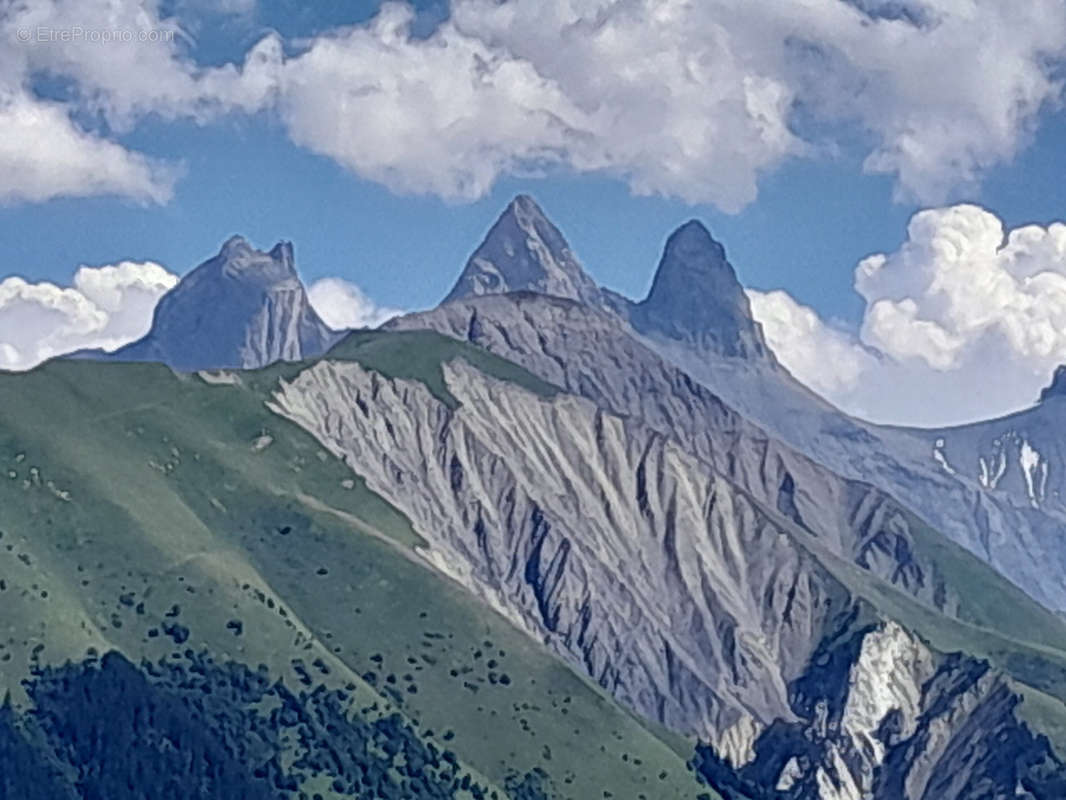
[270,350,1066,799]
[436,196,1066,615]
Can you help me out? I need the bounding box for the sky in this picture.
[2,0,1066,427]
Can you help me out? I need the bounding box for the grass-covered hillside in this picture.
[0,331,716,800]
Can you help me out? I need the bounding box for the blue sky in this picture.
[3,0,1066,425]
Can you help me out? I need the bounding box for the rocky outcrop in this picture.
[443,195,609,312]
[271,358,823,737]
[629,220,774,361]
[1040,366,1066,404]
[694,621,1066,800]
[84,236,339,370]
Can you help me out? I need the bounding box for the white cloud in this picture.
[278,4,585,201]
[0,0,279,204]
[0,90,177,204]
[748,289,879,399]
[3,0,281,126]
[4,0,1065,209]
[750,205,1066,426]
[273,0,1066,208]
[307,277,402,330]
[0,261,177,370]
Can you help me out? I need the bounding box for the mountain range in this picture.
[3,196,1066,798]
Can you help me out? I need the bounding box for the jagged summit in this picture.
[1039,365,1066,403]
[442,199,776,364]
[630,219,773,361]
[193,235,299,287]
[442,195,604,307]
[89,235,338,371]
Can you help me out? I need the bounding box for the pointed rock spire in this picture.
[443,195,604,307]
[631,220,773,361]
[98,235,338,371]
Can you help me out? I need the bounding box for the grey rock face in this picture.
[629,220,774,361]
[1040,365,1066,403]
[87,236,339,371]
[443,195,608,310]
[444,196,775,363]
[695,623,1065,800]
[647,334,1066,613]
[388,294,958,617]
[268,355,1065,799]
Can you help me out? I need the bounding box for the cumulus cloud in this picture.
[278,4,587,202]
[0,0,279,203]
[274,0,1066,207]
[750,205,1066,426]
[0,90,177,204]
[307,277,402,330]
[3,0,1066,208]
[748,289,879,401]
[0,261,177,370]
[3,0,281,125]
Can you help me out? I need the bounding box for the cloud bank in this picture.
[2,0,1065,208]
[0,261,177,369]
[750,205,1066,427]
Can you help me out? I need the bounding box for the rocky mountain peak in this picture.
[442,195,604,307]
[631,220,773,361]
[667,219,728,258]
[221,233,252,253]
[206,235,298,286]
[91,235,337,370]
[1039,365,1066,403]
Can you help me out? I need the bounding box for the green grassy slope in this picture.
[0,345,713,800]
[315,329,560,408]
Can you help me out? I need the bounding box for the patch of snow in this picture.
[1019,439,1044,506]
[251,434,273,452]
[932,440,956,475]
[776,757,803,791]
[987,448,1008,490]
